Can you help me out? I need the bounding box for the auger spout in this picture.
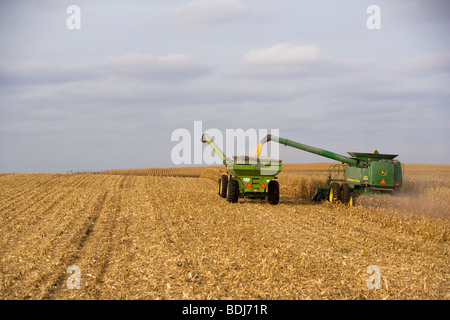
[254,134,359,166]
[201,133,228,165]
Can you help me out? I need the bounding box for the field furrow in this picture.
[0,175,112,298]
[0,167,448,300]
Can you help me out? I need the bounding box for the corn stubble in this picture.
[0,164,448,300]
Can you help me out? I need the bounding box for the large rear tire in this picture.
[227,179,239,203]
[340,183,351,204]
[268,180,280,205]
[329,182,340,203]
[219,175,228,198]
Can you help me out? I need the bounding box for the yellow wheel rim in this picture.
[349,196,353,206]
[218,180,221,195]
[329,188,333,202]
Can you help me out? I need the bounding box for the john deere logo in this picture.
[380,169,387,176]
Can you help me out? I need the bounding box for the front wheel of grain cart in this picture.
[349,192,357,207]
[227,179,239,203]
[219,175,228,198]
[268,180,280,205]
[340,183,351,204]
[329,182,340,203]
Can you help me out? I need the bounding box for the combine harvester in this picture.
[254,135,403,206]
[201,133,282,205]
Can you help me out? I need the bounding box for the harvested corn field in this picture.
[0,164,449,300]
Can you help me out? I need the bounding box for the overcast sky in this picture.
[0,0,449,173]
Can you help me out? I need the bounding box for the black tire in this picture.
[219,175,228,198]
[340,183,351,204]
[217,179,221,196]
[268,180,280,205]
[329,182,340,203]
[226,179,239,203]
[349,192,357,207]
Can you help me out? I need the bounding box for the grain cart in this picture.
[201,133,282,204]
[254,135,402,206]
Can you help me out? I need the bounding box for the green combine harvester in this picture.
[254,134,402,206]
[201,133,282,205]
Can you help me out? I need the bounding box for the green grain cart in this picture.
[254,134,402,206]
[201,133,282,204]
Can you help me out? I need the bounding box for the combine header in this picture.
[254,135,402,206]
[201,133,282,205]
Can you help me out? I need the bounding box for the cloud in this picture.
[241,43,321,65]
[0,53,212,86]
[393,52,450,76]
[101,53,212,81]
[0,59,96,85]
[233,43,374,78]
[170,0,250,27]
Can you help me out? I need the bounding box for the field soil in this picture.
[0,163,449,299]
